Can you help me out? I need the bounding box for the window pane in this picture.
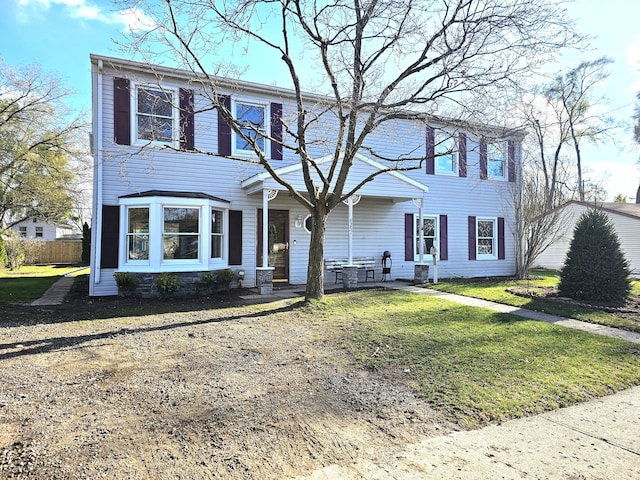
[128,234,149,260]
[128,208,149,233]
[211,209,222,234]
[478,220,494,238]
[478,239,493,254]
[164,235,198,259]
[164,208,199,232]
[436,155,456,173]
[236,102,265,151]
[138,88,173,117]
[211,235,222,258]
[137,116,173,142]
[163,208,199,260]
[489,159,504,177]
[127,208,149,261]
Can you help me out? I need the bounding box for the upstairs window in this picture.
[35,226,43,238]
[234,101,267,155]
[487,143,505,179]
[18,226,27,237]
[135,86,176,144]
[435,133,458,175]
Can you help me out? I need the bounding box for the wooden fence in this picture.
[30,240,83,265]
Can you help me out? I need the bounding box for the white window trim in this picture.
[414,213,439,262]
[434,132,458,176]
[131,82,180,148]
[119,196,229,272]
[161,205,202,265]
[476,217,498,260]
[487,142,506,180]
[231,99,270,158]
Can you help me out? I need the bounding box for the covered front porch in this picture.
[241,153,431,293]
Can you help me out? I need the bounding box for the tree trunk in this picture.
[305,211,327,301]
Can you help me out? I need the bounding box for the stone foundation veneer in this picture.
[256,267,274,295]
[414,264,430,285]
[118,270,237,298]
[342,265,359,289]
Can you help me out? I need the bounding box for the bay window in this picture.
[119,193,229,272]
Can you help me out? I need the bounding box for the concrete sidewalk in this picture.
[30,275,76,306]
[395,283,640,345]
[299,385,640,479]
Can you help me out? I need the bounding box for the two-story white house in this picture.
[89,54,522,296]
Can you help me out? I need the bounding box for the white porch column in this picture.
[413,198,425,263]
[343,195,361,266]
[261,189,278,268]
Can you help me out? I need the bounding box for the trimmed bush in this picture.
[155,272,181,299]
[558,209,631,304]
[114,272,138,297]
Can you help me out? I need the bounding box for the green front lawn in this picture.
[0,265,86,305]
[429,270,640,334]
[313,290,640,428]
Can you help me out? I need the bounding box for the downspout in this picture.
[91,59,104,290]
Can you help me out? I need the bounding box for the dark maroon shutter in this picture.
[404,213,414,261]
[426,126,435,175]
[468,216,476,261]
[180,88,195,151]
[498,217,505,260]
[218,95,232,156]
[113,78,130,145]
[458,133,467,178]
[439,215,448,261]
[479,139,487,180]
[270,102,283,160]
[100,205,120,268]
[507,140,516,183]
[228,210,243,265]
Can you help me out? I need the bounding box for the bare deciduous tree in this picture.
[120,0,582,300]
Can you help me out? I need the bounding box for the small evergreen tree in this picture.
[81,222,91,265]
[558,209,631,304]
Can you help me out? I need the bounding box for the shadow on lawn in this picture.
[0,301,304,361]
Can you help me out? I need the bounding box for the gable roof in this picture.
[241,153,429,202]
[563,200,640,221]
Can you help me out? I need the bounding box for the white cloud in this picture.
[17,0,156,32]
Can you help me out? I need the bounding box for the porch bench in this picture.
[324,257,376,283]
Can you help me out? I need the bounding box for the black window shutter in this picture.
[426,126,435,175]
[458,133,467,178]
[404,213,414,261]
[180,88,195,151]
[479,139,487,180]
[101,205,120,268]
[270,102,283,160]
[498,217,505,260]
[113,78,130,145]
[468,216,476,261]
[218,95,232,156]
[228,210,243,265]
[507,140,516,183]
[439,215,448,261]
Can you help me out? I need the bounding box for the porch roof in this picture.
[241,153,428,201]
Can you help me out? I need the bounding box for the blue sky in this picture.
[2,0,639,201]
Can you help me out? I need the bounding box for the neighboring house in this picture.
[7,217,76,241]
[534,201,640,278]
[89,54,523,296]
